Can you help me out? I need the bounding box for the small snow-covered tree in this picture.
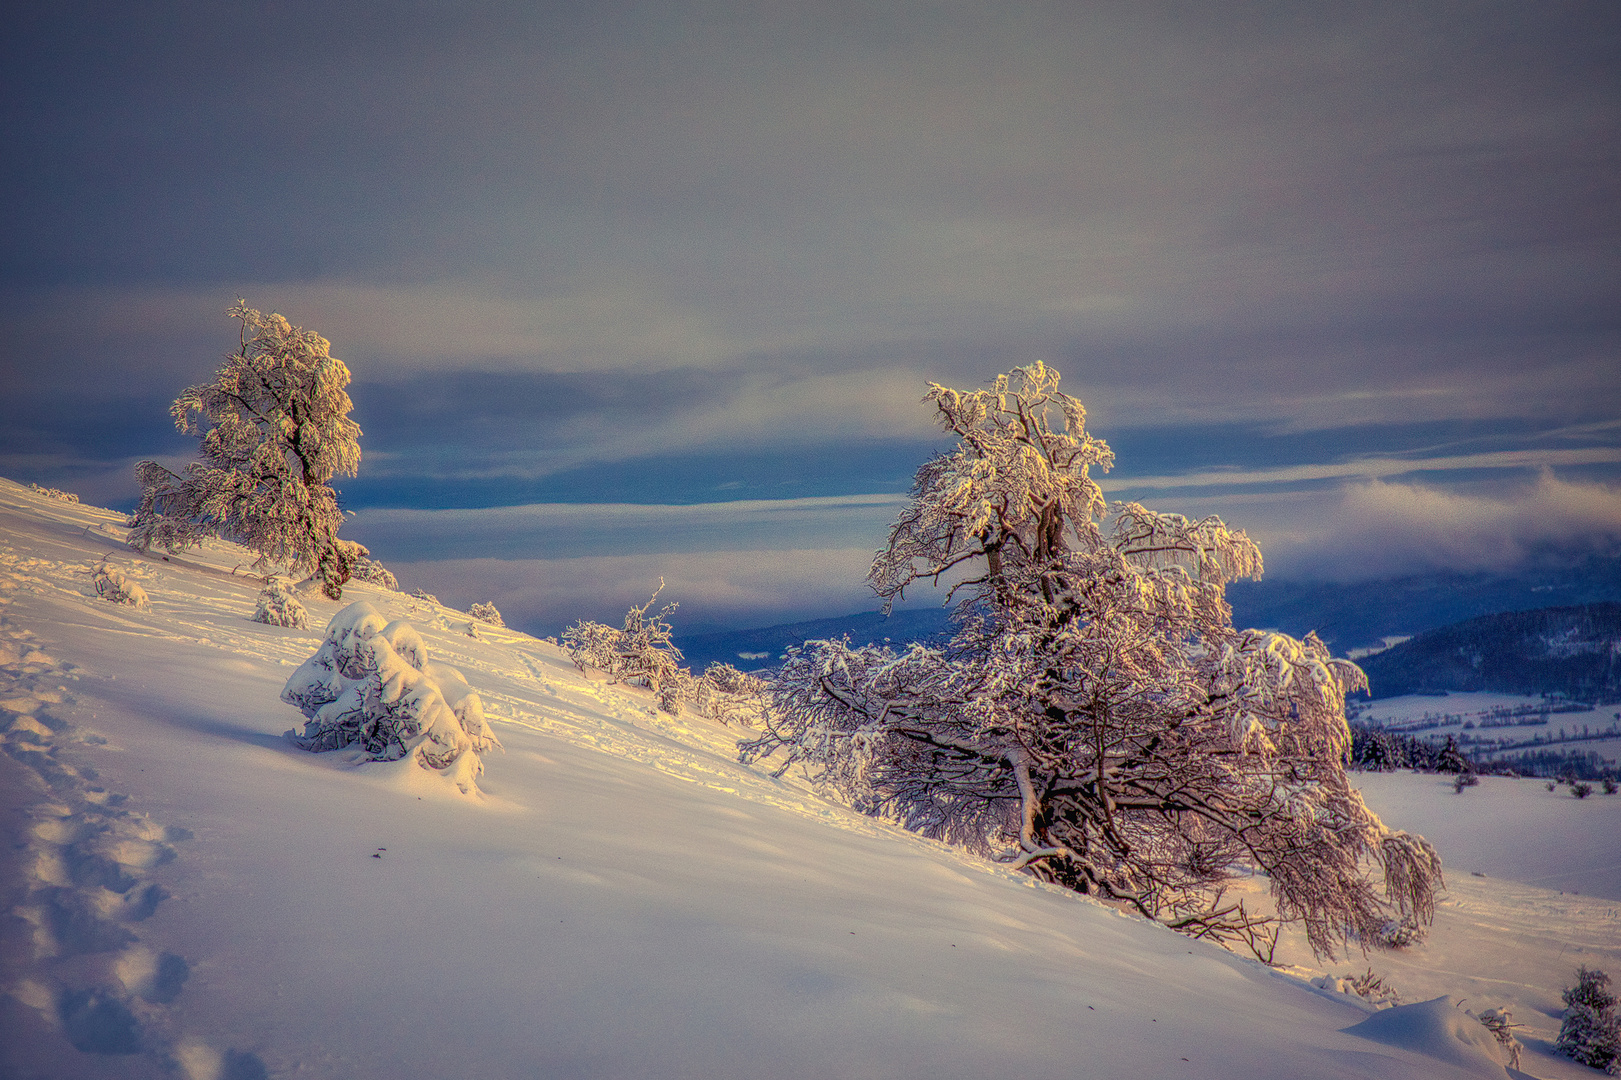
[564,583,692,713]
[469,602,504,627]
[253,577,310,629]
[1558,966,1621,1074]
[564,584,771,722]
[744,363,1442,959]
[341,539,399,591]
[283,602,501,794]
[694,662,769,727]
[131,301,362,599]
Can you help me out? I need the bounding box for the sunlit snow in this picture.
[1,477,1617,1079]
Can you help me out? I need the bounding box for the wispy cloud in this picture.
[347,494,907,562]
[1104,447,1621,494]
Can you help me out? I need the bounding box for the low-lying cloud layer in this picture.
[1243,473,1621,582]
[366,470,1621,635]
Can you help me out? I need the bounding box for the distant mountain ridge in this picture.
[674,607,953,671]
[677,554,1621,673]
[1357,602,1621,701]
[1226,552,1621,656]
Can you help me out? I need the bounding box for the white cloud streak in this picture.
[1103,447,1621,493]
[347,495,907,562]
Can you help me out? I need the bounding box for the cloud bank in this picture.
[1213,473,1621,582]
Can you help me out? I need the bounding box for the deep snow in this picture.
[2,477,1618,1079]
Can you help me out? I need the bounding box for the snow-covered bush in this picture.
[1312,968,1400,1008]
[1573,781,1595,799]
[469,602,504,627]
[282,602,501,794]
[745,363,1442,960]
[564,584,690,714]
[29,483,79,502]
[693,662,768,727]
[337,539,398,591]
[252,577,309,629]
[1605,777,1619,795]
[93,562,149,609]
[564,587,771,722]
[410,589,440,605]
[131,301,363,600]
[1476,1007,1523,1071]
[1557,966,1620,1074]
[350,557,399,590]
[1453,771,1479,793]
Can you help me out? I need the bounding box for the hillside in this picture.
[1226,557,1621,658]
[1359,603,1621,701]
[2,477,1618,1080]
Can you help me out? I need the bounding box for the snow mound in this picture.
[94,561,149,609]
[252,576,310,628]
[282,601,501,793]
[1343,995,1510,1076]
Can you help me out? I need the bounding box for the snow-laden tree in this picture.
[469,602,505,627]
[283,602,501,794]
[253,577,310,629]
[564,584,691,713]
[565,583,771,722]
[341,539,399,591]
[131,301,362,599]
[1559,966,1621,1074]
[743,363,1442,959]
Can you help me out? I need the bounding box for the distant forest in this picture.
[1357,602,1621,701]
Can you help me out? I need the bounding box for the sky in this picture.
[2,1,1619,634]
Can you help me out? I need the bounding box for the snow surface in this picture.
[1354,691,1621,774]
[1,477,1617,1079]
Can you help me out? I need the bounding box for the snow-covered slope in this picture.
[2,478,1616,1080]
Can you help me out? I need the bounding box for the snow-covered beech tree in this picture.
[252,577,310,629]
[131,301,362,599]
[30,483,79,503]
[742,363,1442,960]
[693,662,769,727]
[283,602,501,794]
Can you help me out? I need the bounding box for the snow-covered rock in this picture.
[282,601,501,793]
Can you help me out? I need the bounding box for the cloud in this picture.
[1204,472,1621,581]
[1102,446,1621,494]
[346,495,907,562]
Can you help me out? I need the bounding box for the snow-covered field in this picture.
[1353,691,1621,774]
[2,477,1618,1080]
